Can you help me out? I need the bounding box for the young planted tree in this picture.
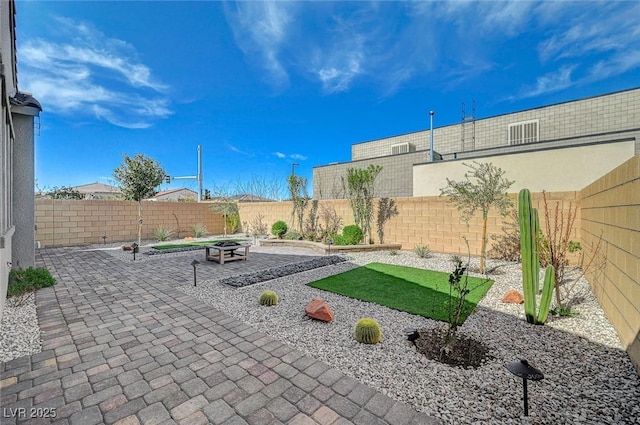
[113,154,166,246]
[287,175,309,233]
[440,161,514,274]
[342,164,382,243]
[208,183,239,236]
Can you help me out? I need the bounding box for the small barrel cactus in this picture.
[354,318,382,344]
[259,290,279,306]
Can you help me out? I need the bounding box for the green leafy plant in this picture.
[342,225,363,245]
[154,226,174,241]
[440,161,514,274]
[331,234,346,245]
[271,221,288,238]
[519,188,555,325]
[354,318,382,344]
[8,267,56,306]
[192,223,208,238]
[283,230,302,240]
[113,153,166,246]
[288,175,309,233]
[47,186,83,200]
[414,244,432,258]
[259,290,279,306]
[342,164,382,244]
[550,305,579,317]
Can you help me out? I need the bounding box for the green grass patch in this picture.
[151,239,241,250]
[8,267,56,297]
[307,262,493,323]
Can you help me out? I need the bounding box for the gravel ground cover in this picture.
[180,250,640,425]
[1,246,638,423]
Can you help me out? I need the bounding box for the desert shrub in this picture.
[8,267,56,306]
[354,318,382,344]
[488,209,520,261]
[414,244,432,258]
[342,225,363,245]
[154,226,174,241]
[271,221,288,238]
[192,223,208,238]
[259,290,279,306]
[248,214,268,237]
[283,230,302,240]
[331,234,347,245]
[318,203,342,242]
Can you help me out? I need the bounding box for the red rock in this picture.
[502,289,525,304]
[305,298,334,322]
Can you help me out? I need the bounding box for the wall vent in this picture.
[508,119,539,145]
[391,142,416,155]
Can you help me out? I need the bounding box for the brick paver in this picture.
[0,246,441,424]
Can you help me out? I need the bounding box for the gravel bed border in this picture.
[219,255,347,287]
[181,250,640,425]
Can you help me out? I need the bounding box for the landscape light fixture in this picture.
[191,259,200,286]
[505,359,544,416]
[403,327,419,344]
[327,238,334,255]
[131,243,139,261]
[102,235,107,245]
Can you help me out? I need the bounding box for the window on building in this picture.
[508,119,539,145]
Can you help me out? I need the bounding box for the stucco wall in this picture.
[579,155,640,373]
[12,113,36,269]
[35,200,225,247]
[413,140,635,196]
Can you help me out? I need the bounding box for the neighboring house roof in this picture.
[73,182,121,194]
[152,188,198,201]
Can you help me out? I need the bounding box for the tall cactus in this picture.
[518,189,555,325]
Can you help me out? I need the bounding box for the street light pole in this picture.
[291,163,299,176]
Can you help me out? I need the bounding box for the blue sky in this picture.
[16,1,640,196]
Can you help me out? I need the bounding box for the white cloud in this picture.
[224,1,293,89]
[19,17,171,128]
[274,152,286,158]
[290,153,307,161]
[519,65,576,99]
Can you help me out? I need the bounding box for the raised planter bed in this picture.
[259,238,402,254]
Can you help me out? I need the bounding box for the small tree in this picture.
[287,175,309,233]
[113,154,166,246]
[440,161,514,274]
[342,164,382,243]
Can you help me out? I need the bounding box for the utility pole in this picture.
[291,163,299,176]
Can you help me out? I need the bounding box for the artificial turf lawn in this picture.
[307,262,493,323]
[151,240,240,250]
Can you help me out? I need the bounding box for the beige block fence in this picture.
[35,200,225,247]
[33,156,640,372]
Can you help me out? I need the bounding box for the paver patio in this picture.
[0,246,441,425]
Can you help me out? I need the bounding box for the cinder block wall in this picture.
[238,192,580,257]
[579,155,640,373]
[35,200,225,247]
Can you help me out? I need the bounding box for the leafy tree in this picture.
[287,175,309,233]
[440,161,514,274]
[48,186,83,200]
[113,153,166,246]
[342,164,382,243]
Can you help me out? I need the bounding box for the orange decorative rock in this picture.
[305,298,334,322]
[502,289,525,304]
